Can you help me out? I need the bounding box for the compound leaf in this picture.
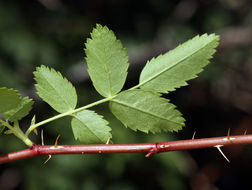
[34,65,77,113]
[71,110,112,144]
[4,97,34,121]
[0,87,21,113]
[110,90,185,133]
[85,24,129,97]
[139,34,220,93]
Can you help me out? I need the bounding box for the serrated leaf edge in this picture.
[139,34,220,92]
[0,87,22,113]
[110,90,185,133]
[71,110,111,143]
[4,97,34,121]
[84,24,129,97]
[34,65,77,112]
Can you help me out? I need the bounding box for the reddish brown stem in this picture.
[1,134,252,164]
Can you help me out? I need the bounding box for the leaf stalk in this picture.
[0,120,33,146]
[25,97,114,137]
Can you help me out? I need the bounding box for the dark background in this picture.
[0,0,252,189]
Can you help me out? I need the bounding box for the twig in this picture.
[1,134,252,164]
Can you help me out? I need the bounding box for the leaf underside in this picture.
[0,87,21,113]
[34,65,77,113]
[139,34,220,93]
[71,110,112,144]
[110,90,185,133]
[4,97,34,121]
[85,24,129,97]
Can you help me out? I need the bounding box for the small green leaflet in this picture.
[0,124,5,134]
[30,115,38,135]
[4,129,13,135]
[139,34,220,93]
[0,87,21,113]
[85,24,129,97]
[110,90,185,133]
[34,65,77,113]
[71,110,112,144]
[4,97,34,122]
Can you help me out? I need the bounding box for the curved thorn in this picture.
[215,145,230,163]
[106,136,111,144]
[43,155,52,165]
[192,131,196,140]
[41,130,44,146]
[227,128,230,140]
[145,151,155,158]
[244,129,247,135]
[54,135,61,148]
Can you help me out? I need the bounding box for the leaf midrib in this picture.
[112,99,183,127]
[37,72,73,111]
[73,114,103,143]
[91,44,112,97]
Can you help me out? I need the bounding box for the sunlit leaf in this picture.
[139,34,219,93]
[34,65,77,113]
[85,24,129,97]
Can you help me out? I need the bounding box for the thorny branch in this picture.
[1,134,252,164]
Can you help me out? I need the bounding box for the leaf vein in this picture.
[112,99,182,126]
[72,114,104,142]
[38,72,73,111]
[139,38,215,88]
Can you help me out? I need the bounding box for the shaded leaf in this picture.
[139,34,220,93]
[34,65,77,113]
[0,87,21,113]
[71,110,112,144]
[85,24,129,97]
[4,97,34,121]
[110,90,185,133]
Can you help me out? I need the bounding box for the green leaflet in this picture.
[34,65,77,113]
[0,124,5,134]
[4,97,34,121]
[110,90,185,133]
[71,110,112,144]
[0,87,21,113]
[139,34,220,93]
[85,24,129,97]
[30,115,38,135]
[4,129,13,135]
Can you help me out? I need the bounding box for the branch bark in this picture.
[1,134,252,164]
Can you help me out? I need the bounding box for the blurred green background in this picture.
[0,0,252,190]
